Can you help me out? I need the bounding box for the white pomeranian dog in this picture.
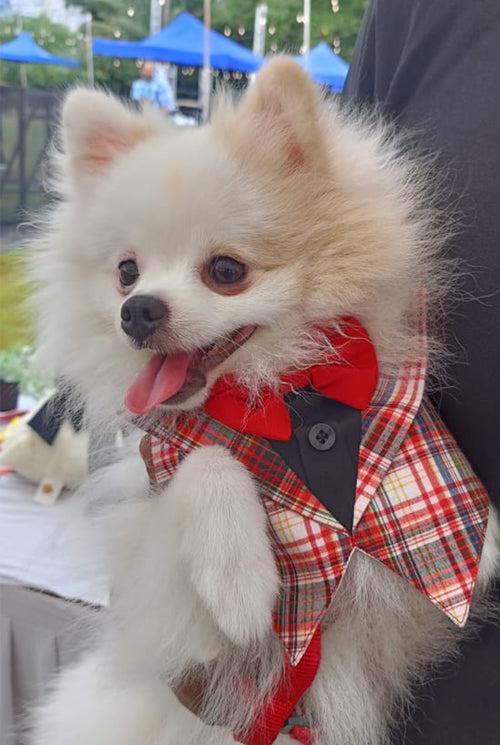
[28,59,499,745]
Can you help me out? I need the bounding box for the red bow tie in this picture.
[204,318,378,441]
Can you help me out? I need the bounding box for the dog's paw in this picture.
[170,445,280,646]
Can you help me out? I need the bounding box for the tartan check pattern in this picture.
[141,358,490,666]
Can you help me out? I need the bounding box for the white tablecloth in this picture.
[0,471,110,607]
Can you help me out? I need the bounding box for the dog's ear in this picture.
[222,58,329,177]
[61,88,160,187]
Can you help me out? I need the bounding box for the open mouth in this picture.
[125,325,256,415]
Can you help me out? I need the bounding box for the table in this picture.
[0,584,98,745]
[0,469,109,744]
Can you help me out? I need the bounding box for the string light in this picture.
[270,42,278,53]
[223,71,230,81]
[268,25,276,35]
[238,26,245,36]
[113,59,121,67]
[127,7,135,17]
[113,29,122,38]
[159,0,166,5]
[331,0,340,12]
[296,14,304,23]
[224,25,231,36]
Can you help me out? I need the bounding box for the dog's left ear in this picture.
[61,88,161,191]
[221,58,329,177]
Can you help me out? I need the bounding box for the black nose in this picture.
[121,295,168,344]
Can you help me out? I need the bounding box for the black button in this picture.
[308,423,336,451]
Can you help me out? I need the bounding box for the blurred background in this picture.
[0,1,367,395]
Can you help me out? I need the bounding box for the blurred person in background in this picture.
[130,60,176,113]
[344,2,500,744]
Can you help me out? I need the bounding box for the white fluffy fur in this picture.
[26,449,500,745]
[26,59,499,745]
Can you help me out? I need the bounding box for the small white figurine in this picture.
[0,391,88,504]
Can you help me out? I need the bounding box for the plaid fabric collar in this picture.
[141,338,490,667]
[355,353,426,528]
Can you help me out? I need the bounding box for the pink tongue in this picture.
[125,352,192,415]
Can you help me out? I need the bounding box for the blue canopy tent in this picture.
[93,12,262,73]
[0,31,80,67]
[296,42,348,92]
[92,37,145,60]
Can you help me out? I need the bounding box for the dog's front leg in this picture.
[168,445,280,647]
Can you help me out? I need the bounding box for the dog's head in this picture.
[32,59,436,425]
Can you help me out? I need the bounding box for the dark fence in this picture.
[0,86,61,227]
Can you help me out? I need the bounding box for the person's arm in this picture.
[344,4,500,744]
[344,0,500,510]
[157,79,176,113]
[130,79,143,103]
[342,0,377,101]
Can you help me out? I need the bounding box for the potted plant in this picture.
[0,346,52,411]
[0,347,22,411]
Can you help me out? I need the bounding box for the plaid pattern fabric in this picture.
[141,358,490,667]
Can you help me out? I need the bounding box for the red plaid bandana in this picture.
[140,333,490,668]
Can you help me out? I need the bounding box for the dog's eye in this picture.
[118,259,139,287]
[209,256,247,285]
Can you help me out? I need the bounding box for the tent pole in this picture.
[85,13,94,85]
[19,86,27,211]
[150,0,162,34]
[201,0,211,122]
[303,0,311,54]
[253,4,268,56]
[19,62,27,88]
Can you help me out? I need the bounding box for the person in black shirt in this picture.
[344,3,500,743]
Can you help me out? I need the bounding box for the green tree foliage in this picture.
[0,1,368,92]
[307,0,369,59]
[72,0,150,93]
[188,0,368,60]
[0,15,83,89]
[77,0,148,39]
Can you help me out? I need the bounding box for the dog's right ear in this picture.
[218,58,330,180]
[61,88,160,190]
